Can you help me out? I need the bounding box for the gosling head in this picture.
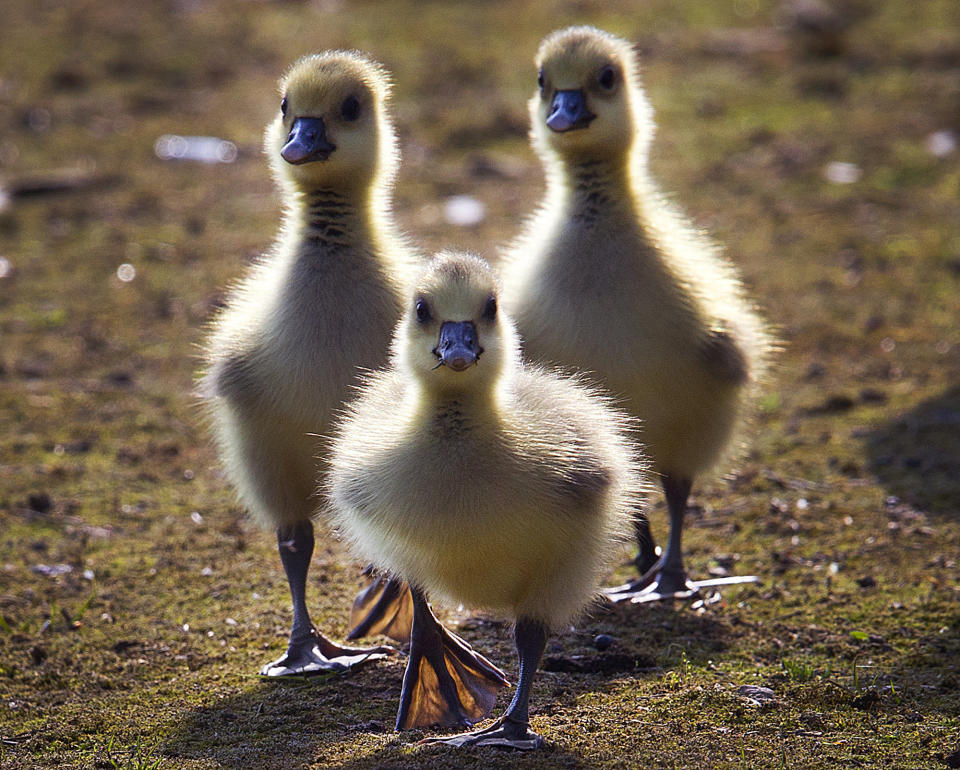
[396,252,518,397]
[531,26,654,164]
[266,51,397,192]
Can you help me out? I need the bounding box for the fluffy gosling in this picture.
[501,26,774,602]
[327,251,648,748]
[201,51,416,676]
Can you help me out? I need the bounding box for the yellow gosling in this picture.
[327,251,649,748]
[501,26,775,602]
[200,51,416,676]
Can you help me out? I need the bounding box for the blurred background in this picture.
[1,1,958,768]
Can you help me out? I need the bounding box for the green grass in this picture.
[1,0,959,767]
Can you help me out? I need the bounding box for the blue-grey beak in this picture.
[434,321,483,372]
[546,89,595,133]
[281,117,336,164]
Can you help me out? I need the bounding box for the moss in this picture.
[0,0,958,767]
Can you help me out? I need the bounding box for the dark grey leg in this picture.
[421,617,547,750]
[496,619,547,740]
[260,520,392,677]
[633,514,660,574]
[606,473,758,604]
[653,475,693,594]
[396,586,509,730]
[283,519,317,650]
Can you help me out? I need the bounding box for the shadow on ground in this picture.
[327,742,594,770]
[160,600,729,768]
[864,385,960,519]
[889,608,960,717]
[160,669,394,769]
[160,659,591,768]
[599,598,732,665]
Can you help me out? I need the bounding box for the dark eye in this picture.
[537,69,544,92]
[341,95,361,121]
[598,65,616,90]
[280,96,288,117]
[415,299,432,324]
[482,295,497,321]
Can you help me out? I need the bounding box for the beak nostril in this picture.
[281,117,336,164]
[434,320,481,373]
[546,89,595,133]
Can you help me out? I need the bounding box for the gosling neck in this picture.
[282,184,374,254]
[552,153,636,226]
[415,378,502,438]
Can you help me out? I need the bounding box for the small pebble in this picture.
[824,161,861,184]
[926,130,957,158]
[28,492,52,513]
[593,633,615,651]
[27,108,51,133]
[116,263,136,282]
[737,684,777,702]
[31,563,72,577]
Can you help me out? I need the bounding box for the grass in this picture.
[1,0,959,767]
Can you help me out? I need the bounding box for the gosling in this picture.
[501,26,774,602]
[326,251,648,749]
[200,52,416,676]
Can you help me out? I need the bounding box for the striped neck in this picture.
[555,158,633,227]
[296,188,367,252]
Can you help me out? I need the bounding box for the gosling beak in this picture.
[546,89,595,133]
[433,321,483,372]
[281,117,336,164]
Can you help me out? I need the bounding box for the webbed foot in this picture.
[420,716,543,750]
[348,571,413,644]
[605,563,758,604]
[260,628,392,677]
[397,592,510,729]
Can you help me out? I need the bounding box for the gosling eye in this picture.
[280,96,288,117]
[482,295,497,321]
[415,299,432,324]
[537,68,544,92]
[341,95,361,121]
[598,65,616,91]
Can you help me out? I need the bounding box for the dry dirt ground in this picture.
[1,1,958,768]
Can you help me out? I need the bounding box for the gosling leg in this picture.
[644,474,696,596]
[347,569,413,644]
[607,475,758,603]
[421,618,547,750]
[396,586,509,730]
[632,513,661,575]
[260,521,392,677]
